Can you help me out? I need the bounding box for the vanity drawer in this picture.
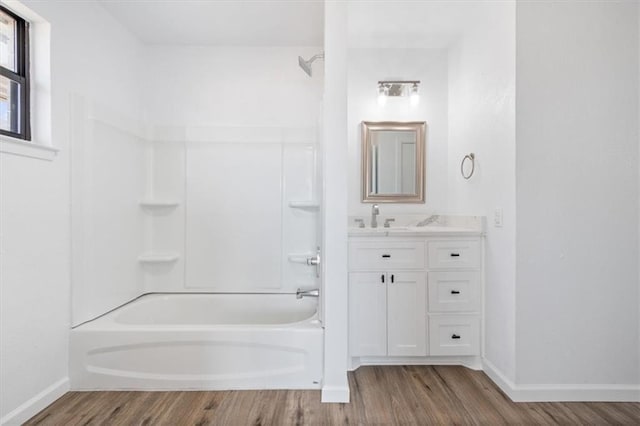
[428,315,480,356]
[428,272,480,313]
[349,241,425,270]
[427,240,480,270]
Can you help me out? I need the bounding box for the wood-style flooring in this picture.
[25,366,640,425]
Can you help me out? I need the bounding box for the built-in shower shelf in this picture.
[138,252,180,264]
[288,200,320,210]
[139,200,180,209]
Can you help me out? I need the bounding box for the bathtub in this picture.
[70,293,323,390]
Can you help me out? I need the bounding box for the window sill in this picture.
[0,136,58,161]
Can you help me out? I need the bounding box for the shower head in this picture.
[298,52,324,77]
[298,56,313,76]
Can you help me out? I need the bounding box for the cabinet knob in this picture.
[381,274,385,283]
[451,290,460,295]
[451,334,461,340]
[390,274,394,283]
[382,254,391,258]
[450,253,460,257]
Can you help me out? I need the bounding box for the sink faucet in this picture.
[371,204,380,228]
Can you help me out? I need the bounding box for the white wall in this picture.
[347,48,449,217]
[142,46,322,128]
[446,2,517,382]
[0,0,143,423]
[516,0,639,389]
[321,0,349,402]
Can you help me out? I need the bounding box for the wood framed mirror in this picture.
[361,121,426,203]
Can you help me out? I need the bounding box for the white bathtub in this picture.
[70,293,323,390]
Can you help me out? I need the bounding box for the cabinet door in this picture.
[387,272,427,356]
[349,272,387,356]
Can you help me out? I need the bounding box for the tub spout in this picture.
[296,288,320,299]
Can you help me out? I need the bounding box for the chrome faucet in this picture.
[296,288,320,299]
[371,204,380,228]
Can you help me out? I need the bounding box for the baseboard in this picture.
[321,385,350,403]
[482,358,640,402]
[1,377,69,426]
[350,356,483,371]
[481,358,517,399]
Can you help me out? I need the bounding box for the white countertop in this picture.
[348,225,483,237]
[347,215,485,237]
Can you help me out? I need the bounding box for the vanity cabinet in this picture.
[349,271,426,357]
[348,234,482,364]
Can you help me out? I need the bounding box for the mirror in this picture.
[361,121,426,203]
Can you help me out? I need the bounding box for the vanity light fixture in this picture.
[409,83,420,106]
[377,83,389,106]
[376,80,421,107]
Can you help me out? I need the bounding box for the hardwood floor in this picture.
[26,366,640,425]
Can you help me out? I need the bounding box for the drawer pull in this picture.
[451,334,461,340]
[381,274,385,283]
[450,253,460,257]
[451,290,460,294]
[391,274,394,283]
[382,254,391,258]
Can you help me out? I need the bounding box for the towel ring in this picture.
[461,153,475,180]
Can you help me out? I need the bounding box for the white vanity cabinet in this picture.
[348,239,427,357]
[348,232,483,366]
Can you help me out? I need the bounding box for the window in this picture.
[0,4,29,141]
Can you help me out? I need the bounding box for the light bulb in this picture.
[377,84,388,107]
[409,83,419,106]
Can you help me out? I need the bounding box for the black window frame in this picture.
[0,4,30,141]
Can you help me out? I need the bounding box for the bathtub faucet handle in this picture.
[296,288,320,299]
[306,247,321,278]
